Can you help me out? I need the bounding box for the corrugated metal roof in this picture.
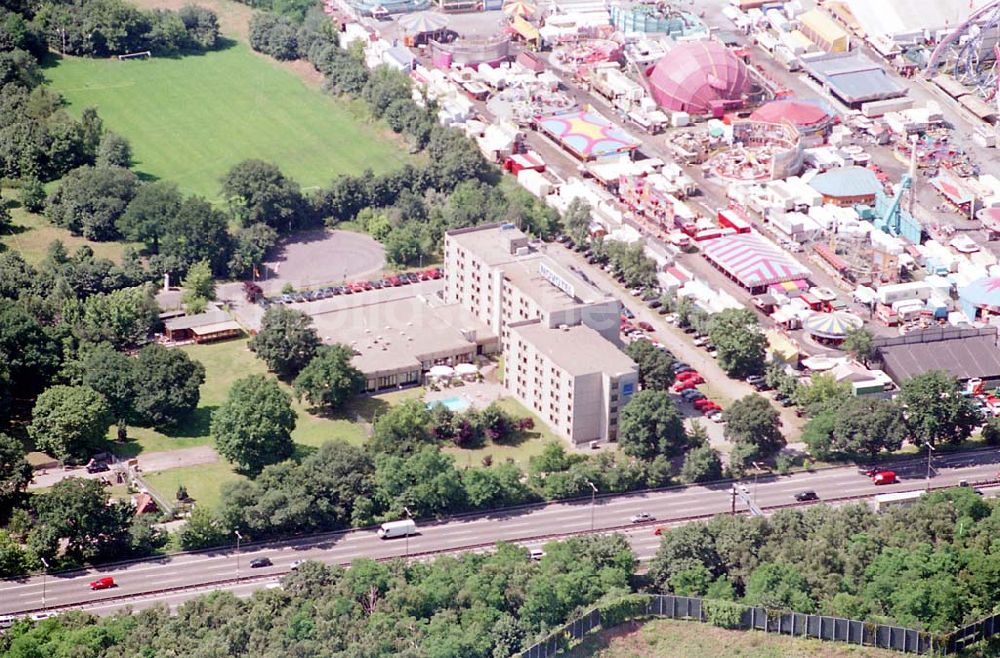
[803,52,907,104]
[879,334,1000,382]
[809,166,881,197]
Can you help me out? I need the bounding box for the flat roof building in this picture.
[445,223,635,444]
[306,293,497,392]
[802,52,908,106]
[507,321,637,442]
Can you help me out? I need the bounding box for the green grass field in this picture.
[44,43,407,200]
[566,619,903,658]
[443,397,559,468]
[1,201,133,266]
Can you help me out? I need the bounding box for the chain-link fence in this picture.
[517,595,946,658]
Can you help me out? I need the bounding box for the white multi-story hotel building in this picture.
[444,223,638,444]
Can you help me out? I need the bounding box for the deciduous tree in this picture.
[46,165,138,241]
[723,394,784,458]
[900,370,980,446]
[212,375,296,476]
[293,343,364,411]
[27,385,111,462]
[118,181,183,253]
[221,159,307,232]
[0,433,31,512]
[708,309,766,378]
[131,344,205,428]
[618,390,688,461]
[250,305,320,380]
[625,339,675,390]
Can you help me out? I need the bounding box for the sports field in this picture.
[44,43,407,199]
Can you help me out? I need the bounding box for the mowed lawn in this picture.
[44,43,407,199]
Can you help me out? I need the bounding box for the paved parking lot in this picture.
[258,228,385,294]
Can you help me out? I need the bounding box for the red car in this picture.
[872,471,897,485]
[675,370,700,381]
[693,398,718,411]
[637,321,654,332]
[699,403,722,414]
[678,374,704,386]
[673,380,697,392]
[90,576,115,590]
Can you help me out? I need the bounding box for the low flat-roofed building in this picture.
[164,307,243,344]
[507,320,638,443]
[308,294,497,391]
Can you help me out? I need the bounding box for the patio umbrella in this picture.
[503,0,536,17]
[455,363,478,376]
[428,364,455,378]
[399,11,449,34]
[803,311,863,340]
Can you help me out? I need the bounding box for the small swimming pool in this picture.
[427,397,471,413]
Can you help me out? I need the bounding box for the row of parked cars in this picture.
[258,268,442,308]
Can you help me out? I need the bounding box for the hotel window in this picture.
[610,394,618,402]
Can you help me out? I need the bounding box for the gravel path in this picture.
[29,446,220,490]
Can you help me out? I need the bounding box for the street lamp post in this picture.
[402,506,412,562]
[925,442,936,491]
[586,481,598,531]
[39,557,49,608]
[234,530,243,581]
[751,462,764,506]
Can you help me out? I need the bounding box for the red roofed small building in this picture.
[132,492,158,516]
[749,99,835,140]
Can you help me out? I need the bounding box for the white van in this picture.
[377,519,417,539]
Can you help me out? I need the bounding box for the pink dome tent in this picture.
[646,41,750,115]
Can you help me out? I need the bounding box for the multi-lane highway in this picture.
[3,449,999,619]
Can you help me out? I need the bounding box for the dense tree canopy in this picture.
[707,309,766,378]
[900,370,980,447]
[293,343,364,411]
[117,180,182,253]
[723,394,784,467]
[221,159,308,232]
[27,385,111,462]
[130,344,205,428]
[61,283,159,348]
[45,165,138,241]
[618,390,688,461]
[212,375,296,476]
[250,305,320,379]
[0,433,31,512]
[624,339,675,391]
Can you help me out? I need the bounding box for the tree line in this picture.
[649,487,1000,635]
[1,533,636,658]
[4,491,1000,656]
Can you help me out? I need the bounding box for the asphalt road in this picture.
[4,450,999,618]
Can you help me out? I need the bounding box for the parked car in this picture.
[529,548,545,561]
[647,299,662,309]
[249,557,273,568]
[86,461,110,474]
[290,560,304,570]
[622,307,635,319]
[673,380,697,393]
[90,577,115,590]
[707,410,725,423]
[630,512,654,523]
[675,369,701,381]
[637,321,654,332]
[693,398,718,411]
[794,491,819,502]
[681,390,705,402]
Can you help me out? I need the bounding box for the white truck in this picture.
[377,519,417,539]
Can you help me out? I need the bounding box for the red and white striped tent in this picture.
[702,233,811,292]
